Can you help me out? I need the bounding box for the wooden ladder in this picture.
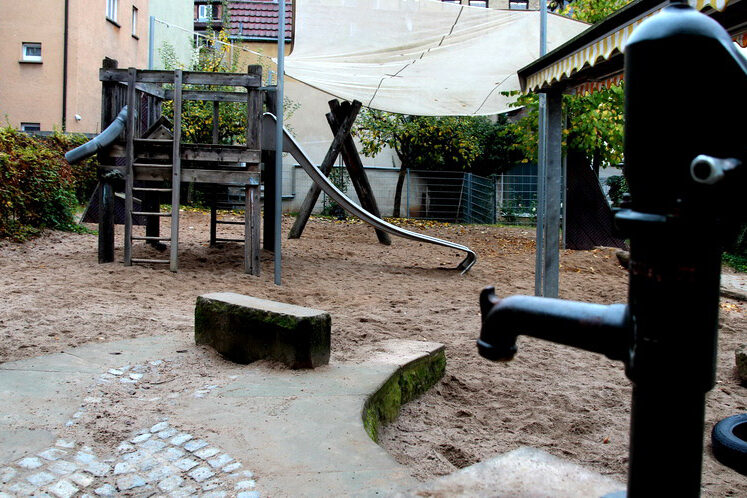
[210,192,248,246]
[124,68,183,271]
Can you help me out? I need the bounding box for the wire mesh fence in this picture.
[285,163,562,227]
[399,166,543,226]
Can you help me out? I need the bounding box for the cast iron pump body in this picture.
[478,2,746,496]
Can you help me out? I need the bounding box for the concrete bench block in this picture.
[195,292,331,369]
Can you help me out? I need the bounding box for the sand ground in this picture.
[0,212,744,496]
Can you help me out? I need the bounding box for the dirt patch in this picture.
[0,212,744,495]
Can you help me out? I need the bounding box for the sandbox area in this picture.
[1,212,745,496]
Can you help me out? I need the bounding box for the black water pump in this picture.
[478,2,746,496]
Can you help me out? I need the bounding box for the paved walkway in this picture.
[0,336,623,497]
[0,337,435,497]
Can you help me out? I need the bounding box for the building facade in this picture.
[0,0,192,134]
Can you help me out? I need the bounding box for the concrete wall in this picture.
[149,0,196,69]
[0,0,150,134]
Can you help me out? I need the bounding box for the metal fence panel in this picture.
[281,162,571,228]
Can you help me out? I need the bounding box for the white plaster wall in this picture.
[149,0,196,69]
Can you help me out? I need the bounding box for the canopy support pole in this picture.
[535,0,562,298]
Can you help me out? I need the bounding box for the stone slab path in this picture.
[0,336,437,497]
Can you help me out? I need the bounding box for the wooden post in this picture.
[244,65,263,273]
[245,185,261,275]
[288,99,362,239]
[245,66,262,149]
[212,101,220,144]
[98,58,118,264]
[538,89,563,298]
[329,100,391,245]
[170,69,183,272]
[100,58,118,135]
[98,179,115,263]
[123,67,137,266]
[263,88,278,251]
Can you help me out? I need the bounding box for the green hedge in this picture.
[0,127,97,240]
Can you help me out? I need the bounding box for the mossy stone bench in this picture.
[195,292,331,369]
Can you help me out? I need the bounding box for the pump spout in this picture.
[477,287,631,363]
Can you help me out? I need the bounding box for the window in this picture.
[194,33,209,48]
[509,0,528,9]
[106,0,118,22]
[21,123,41,133]
[469,0,488,6]
[21,43,42,62]
[132,7,138,37]
[197,4,213,21]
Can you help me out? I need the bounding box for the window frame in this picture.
[21,42,42,63]
[197,4,213,21]
[509,0,529,10]
[106,0,118,23]
[20,123,41,133]
[131,6,138,38]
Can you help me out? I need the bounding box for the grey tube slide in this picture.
[65,106,128,164]
[262,113,477,273]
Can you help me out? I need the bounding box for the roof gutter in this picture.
[517,0,666,88]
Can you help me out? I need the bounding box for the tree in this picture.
[556,0,631,24]
[503,0,630,174]
[504,83,624,174]
[159,15,299,145]
[353,111,523,216]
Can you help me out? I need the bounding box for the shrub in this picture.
[0,127,97,240]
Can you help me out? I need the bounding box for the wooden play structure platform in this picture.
[77,60,476,276]
[95,60,264,274]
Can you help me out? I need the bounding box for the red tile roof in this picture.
[227,1,293,40]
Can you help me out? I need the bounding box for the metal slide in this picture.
[261,113,477,273]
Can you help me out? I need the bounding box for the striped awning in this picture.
[525,0,740,91]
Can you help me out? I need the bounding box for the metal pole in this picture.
[543,91,562,298]
[148,16,155,70]
[274,0,286,285]
[535,96,547,296]
[534,0,549,296]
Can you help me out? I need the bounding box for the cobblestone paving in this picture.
[0,361,261,497]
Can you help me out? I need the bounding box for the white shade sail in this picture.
[285,0,588,116]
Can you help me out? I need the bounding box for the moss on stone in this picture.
[362,348,446,443]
